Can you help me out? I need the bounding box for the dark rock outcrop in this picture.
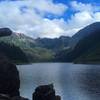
[11,96,29,100]
[0,94,10,100]
[0,28,12,37]
[0,94,29,100]
[33,84,61,100]
[0,60,61,100]
[0,60,20,97]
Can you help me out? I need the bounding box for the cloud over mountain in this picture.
[0,0,99,38]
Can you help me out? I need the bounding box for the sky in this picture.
[0,0,100,38]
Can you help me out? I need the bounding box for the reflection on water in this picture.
[17,63,100,100]
[77,66,100,100]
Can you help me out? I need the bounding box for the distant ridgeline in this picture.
[0,22,100,64]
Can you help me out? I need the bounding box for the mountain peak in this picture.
[70,22,100,47]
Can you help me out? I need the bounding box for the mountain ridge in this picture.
[69,22,100,48]
[56,22,100,63]
[0,22,100,63]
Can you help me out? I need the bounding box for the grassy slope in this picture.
[0,35,54,63]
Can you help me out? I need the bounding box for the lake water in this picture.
[17,63,100,100]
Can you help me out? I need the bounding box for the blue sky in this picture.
[55,0,100,3]
[0,0,100,38]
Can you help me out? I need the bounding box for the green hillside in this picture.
[0,33,54,63]
[0,42,28,64]
[56,22,100,63]
[74,31,100,63]
[0,22,100,64]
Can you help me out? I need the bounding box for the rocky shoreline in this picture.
[0,59,61,100]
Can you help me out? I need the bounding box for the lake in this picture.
[17,63,100,100]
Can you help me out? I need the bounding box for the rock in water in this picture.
[32,84,61,100]
[0,60,20,97]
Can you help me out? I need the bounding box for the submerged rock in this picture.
[32,84,61,100]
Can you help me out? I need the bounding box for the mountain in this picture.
[69,22,100,48]
[0,22,100,63]
[0,33,36,49]
[73,29,100,63]
[56,22,100,63]
[0,42,28,64]
[0,33,70,51]
[0,28,28,64]
[0,33,55,62]
[0,33,71,62]
[35,36,70,52]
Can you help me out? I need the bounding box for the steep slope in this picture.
[0,42,28,64]
[55,22,100,63]
[0,28,28,64]
[66,24,100,63]
[69,22,100,48]
[0,33,36,49]
[0,33,54,62]
[74,30,100,63]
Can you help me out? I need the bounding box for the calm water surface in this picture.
[17,63,100,100]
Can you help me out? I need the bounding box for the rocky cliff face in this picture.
[0,59,29,100]
[0,59,20,97]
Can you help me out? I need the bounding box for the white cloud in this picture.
[65,1,100,36]
[94,12,100,21]
[67,11,93,29]
[0,0,68,38]
[33,0,68,15]
[71,1,94,12]
[0,0,99,38]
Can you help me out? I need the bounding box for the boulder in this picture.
[0,59,20,97]
[0,94,10,100]
[0,28,12,37]
[32,84,61,100]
